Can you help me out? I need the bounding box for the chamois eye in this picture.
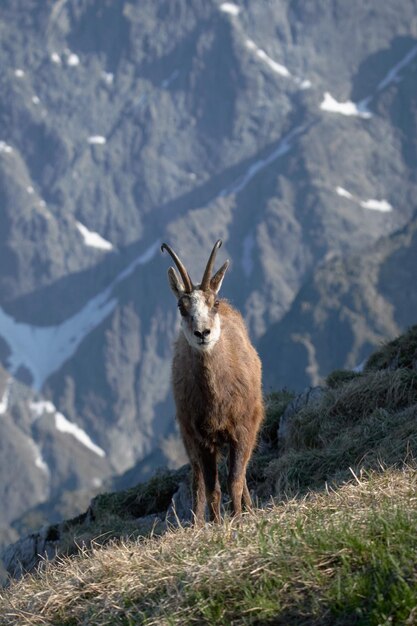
[178,301,187,316]
[214,300,220,308]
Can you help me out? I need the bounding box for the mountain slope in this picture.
[260,211,417,391]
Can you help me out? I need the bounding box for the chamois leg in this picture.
[242,479,252,511]
[180,427,206,525]
[228,441,252,517]
[191,462,206,526]
[200,448,221,523]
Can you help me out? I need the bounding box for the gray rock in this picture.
[1,524,60,581]
[165,480,193,527]
[278,386,325,444]
[132,514,165,536]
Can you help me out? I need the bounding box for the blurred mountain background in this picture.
[0,0,416,548]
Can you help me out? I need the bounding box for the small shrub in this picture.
[365,324,417,372]
[286,369,417,451]
[326,368,362,389]
[92,465,189,520]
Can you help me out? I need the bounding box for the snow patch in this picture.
[246,39,291,77]
[55,412,106,457]
[320,92,372,118]
[67,53,80,67]
[219,3,240,16]
[29,400,105,458]
[245,38,310,87]
[32,95,40,105]
[0,293,117,390]
[0,241,160,390]
[336,186,354,200]
[14,69,25,78]
[35,456,49,473]
[76,221,113,251]
[29,440,50,475]
[51,52,61,64]
[101,71,114,85]
[0,379,12,415]
[30,401,56,419]
[335,186,393,213]
[360,199,392,212]
[321,45,417,122]
[88,136,106,145]
[0,141,13,154]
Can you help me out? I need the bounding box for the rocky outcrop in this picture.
[1,466,192,583]
[278,386,325,444]
[2,510,90,582]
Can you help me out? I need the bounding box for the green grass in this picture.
[326,368,362,389]
[92,466,189,520]
[1,468,417,625]
[365,324,417,372]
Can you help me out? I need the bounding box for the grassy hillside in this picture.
[1,469,417,625]
[1,326,417,624]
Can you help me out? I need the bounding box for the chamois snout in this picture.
[194,329,210,339]
[181,291,221,352]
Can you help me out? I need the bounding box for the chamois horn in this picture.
[201,239,222,291]
[161,243,193,293]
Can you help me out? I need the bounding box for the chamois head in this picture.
[161,239,230,352]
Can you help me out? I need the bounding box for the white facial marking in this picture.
[180,291,221,352]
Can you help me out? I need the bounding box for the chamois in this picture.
[162,240,264,523]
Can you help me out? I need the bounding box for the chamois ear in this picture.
[210,260,229,294]
[168,267,186,299]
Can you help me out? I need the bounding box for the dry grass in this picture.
[287,369,417,451]
[1,467,417,625]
